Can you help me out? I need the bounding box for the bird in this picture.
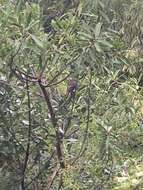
[66,78,77,97]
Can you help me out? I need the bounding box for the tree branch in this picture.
[38,81,65,169]
[47,164,60,190]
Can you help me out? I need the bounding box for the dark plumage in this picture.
[66,79,77,96]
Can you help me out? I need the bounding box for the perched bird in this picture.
[66,78,77,97]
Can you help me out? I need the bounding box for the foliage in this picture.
[0,0,143,189]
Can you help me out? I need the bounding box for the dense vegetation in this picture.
[1,0,143,189]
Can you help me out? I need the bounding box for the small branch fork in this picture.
[38,80,65,169]
[10,60,67,188]
[9,43,80,189]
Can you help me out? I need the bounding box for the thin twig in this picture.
[21,79,32,190]
[45,73,71,87]
[47,70,67,86]
[47,164,60,190]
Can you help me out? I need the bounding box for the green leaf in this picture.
[94,22,102,38]
[78,32,92,40]
[30,34,44,49]
[99,40,113,48]
[94,42,102,52]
